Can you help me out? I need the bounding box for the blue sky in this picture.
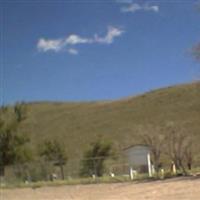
[1,0,200,105]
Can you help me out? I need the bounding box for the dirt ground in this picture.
[1,177,200,200]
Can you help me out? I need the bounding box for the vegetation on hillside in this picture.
[0,82,200,181]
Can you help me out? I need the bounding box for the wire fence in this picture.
[2,154,200,185]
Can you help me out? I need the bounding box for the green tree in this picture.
[14,102,27,123]
[39,139,67,180]
[0,104,30,176]
[80,139,112,177]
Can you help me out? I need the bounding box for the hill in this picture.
[16,81,200,173]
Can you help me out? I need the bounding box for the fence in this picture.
[2,154,200,184]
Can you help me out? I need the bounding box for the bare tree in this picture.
[192,5,200,62]
[165,124,193,175]
[184,141,193,170]
[138,125,165,173]
[192,43,200,61]
[138,123,194,175]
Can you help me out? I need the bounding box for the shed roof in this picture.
[123,144,150,152]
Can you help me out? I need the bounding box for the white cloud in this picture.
[37,38,63,52]
[94,26,124,44]
[37,26,124,54]
[121,3,159,13]
[67,48,79,55]
[121,3,140,13]
[65,35,92,45]
[116,0,133,4]
[144,5,159,12]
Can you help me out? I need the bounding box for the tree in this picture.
[138,125,165,173]
[39,139,67,180]
[192,5,200,62]
[138,123,194,175]
[14,102,27,123]
[192,43,200,61]
[80,139,112,177]
[165,124,193,175]
[0,104,30,176]
[184,141,193,170]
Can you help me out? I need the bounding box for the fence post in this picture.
[147,153,152,177]
[130,167,134,180]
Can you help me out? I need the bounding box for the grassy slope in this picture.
[19,82,200,168]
